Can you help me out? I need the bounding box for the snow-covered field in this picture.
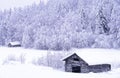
[0,47,120,78]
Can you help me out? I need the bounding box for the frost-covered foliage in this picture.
[0,0,120,50]
[32,51,65,69]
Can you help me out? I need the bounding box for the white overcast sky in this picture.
[0,0,47,10]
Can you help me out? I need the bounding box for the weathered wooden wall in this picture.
[64,53,111,73]
[89,64,111,73]
[65,54,89,73]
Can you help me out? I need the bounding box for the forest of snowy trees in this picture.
[0,0,120,50]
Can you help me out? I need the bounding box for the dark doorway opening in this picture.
[72,66,81,73]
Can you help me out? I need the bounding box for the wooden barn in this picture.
[63,53,111,73]
[8,41,21,47]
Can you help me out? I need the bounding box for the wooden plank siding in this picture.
[63,53,111,73]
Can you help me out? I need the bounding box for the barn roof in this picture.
[62,48,115,65]
[63,53,81,61]
[8,41,21,45]
[63,53,89,65]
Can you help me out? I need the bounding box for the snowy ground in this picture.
[0,47,120,78]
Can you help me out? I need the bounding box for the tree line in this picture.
[0,0,120,50]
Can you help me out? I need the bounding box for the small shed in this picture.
[63,53,89,73]
[63,53,111,73]
[8,41,21,47]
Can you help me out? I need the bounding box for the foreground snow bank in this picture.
[0,47,120,78]
[0,64,120,78]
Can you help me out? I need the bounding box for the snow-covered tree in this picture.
[0,0,120,49]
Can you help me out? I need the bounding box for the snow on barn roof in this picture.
[8,41,21,45]
[62,48,120,65]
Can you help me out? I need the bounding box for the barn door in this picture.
[72,66,81,73]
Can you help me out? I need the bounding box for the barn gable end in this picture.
[63,53,89,73]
